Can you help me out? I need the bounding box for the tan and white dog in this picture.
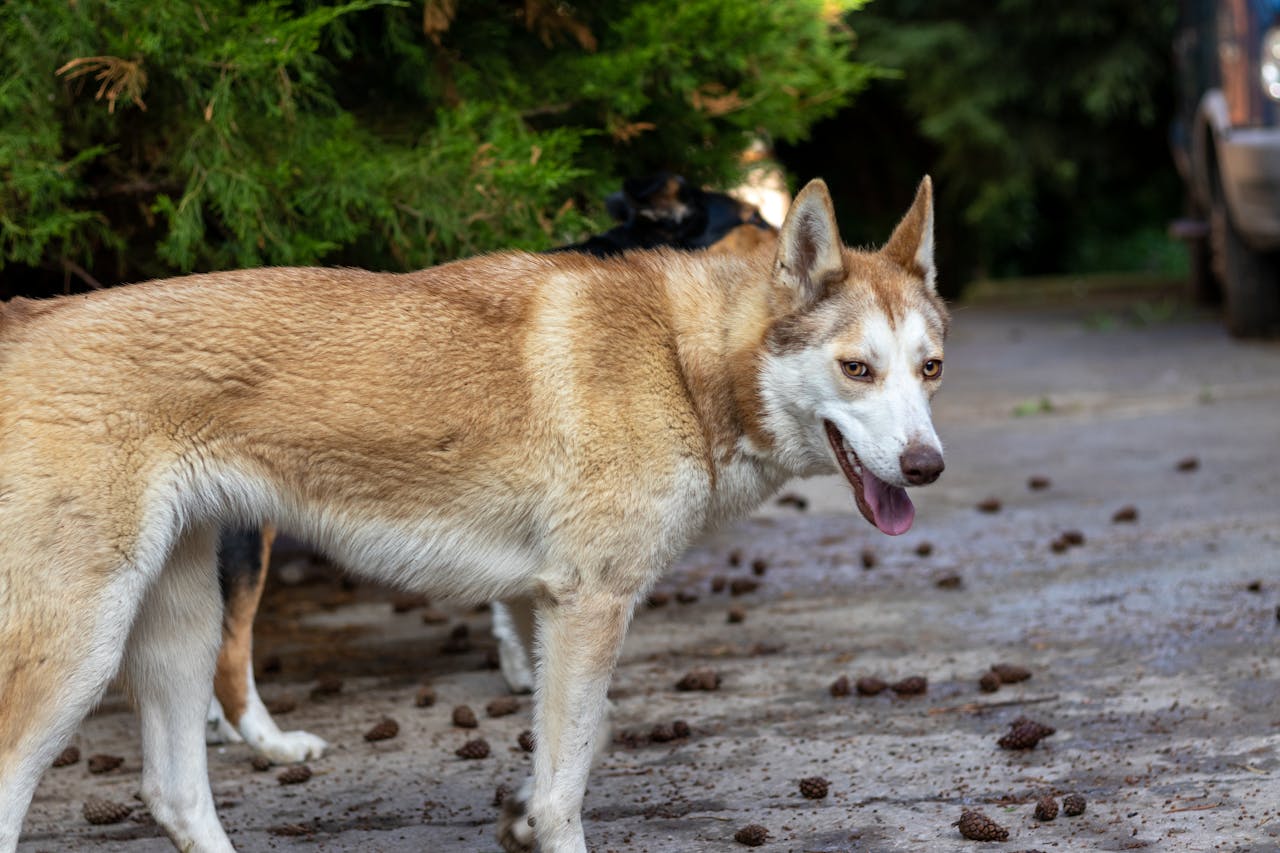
[0,177,946,853]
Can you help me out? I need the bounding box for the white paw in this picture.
[252,730,329,764]
[497,781,536,853]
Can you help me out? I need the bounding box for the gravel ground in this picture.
[17,288,1280,852]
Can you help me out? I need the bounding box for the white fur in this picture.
[758,311,942,487]
[231,660,328,763]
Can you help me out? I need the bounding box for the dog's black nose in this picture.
[900,444,944,485]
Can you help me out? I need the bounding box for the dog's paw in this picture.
[496,782,535,853]
[254,730,329,764]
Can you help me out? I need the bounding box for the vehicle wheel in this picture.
[1213,194,1280,338]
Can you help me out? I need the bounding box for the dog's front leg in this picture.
[498,588,634,853]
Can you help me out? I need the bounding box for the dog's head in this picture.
[755,177,947,536]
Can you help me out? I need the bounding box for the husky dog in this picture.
[0,177,945,853]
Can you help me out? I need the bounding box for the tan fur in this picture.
[211,526,274,726]
[0,178,944,853]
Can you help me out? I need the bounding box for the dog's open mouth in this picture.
[824,420,915,536]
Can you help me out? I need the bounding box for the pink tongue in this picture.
[862,468,915,535]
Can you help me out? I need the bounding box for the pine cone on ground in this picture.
[486,696,520,718]
[979,672,1001,693]
[727,605,746,624]
[52,746,80,767]
[729,577,759,595]
[452,705,478,728]
[890,676,928,696]
[265,696,297,715]
[798,776,829,799]
[1112,505,1139,523]
[990,663,1032,684]
[676,668,721,691]
[711,575,728,593]
[87,754,123,774]
[672,720,691,739]
[493,783,512,806]
[277,764,312,785]
[998,719,1055,750]
[829,675,851,697]
[955,810,1009,841]
[251,755,273,772]
[1010,717,1056,736]
[1062,793,1087,816]
[518,730,535,752]
[860,548,878,569]
[456,738,490,759]
[83,797,132,825]
[364,717,399,742]
[856,677,888,696]
[414,684,437,707]
[734,824,769,846]
[675,589,699,604]
[650,724,676,743]
[311,674,343,698]
[1028,475,1051,490]
[915,541,934,557]
[1034,796,1058,821]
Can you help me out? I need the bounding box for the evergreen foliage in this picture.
[780,0,1183,283]
[1,0,872,294]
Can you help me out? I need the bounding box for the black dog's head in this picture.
[554,172,774,257]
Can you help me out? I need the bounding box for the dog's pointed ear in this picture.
[882,175,936,292]
[773,179,845,310]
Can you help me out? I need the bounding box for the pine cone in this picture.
[650,723,676,743]
[311,674,343,697]
[364,717,399,741]
[729,577,759,596]
[277,764,312,785]
[265,696,297,715]
[829,675,851,697]
[456,737,490,759]
[798,776,829,799]
[452,705,478,728]
[1060,530,1085,546]
[990,663,1032,684]
[676,668,721,691]
[414,684,437,707]
[733,824,769,846]
[518,730,535,752]
[1034,796,1058,821]
[914,541,934,557]
[52,745,80,768]
[675,589,699,604]
[955,809,1009,841]
[87,754,123,774]
[1176,456,1199,471]
[856,677,888,696]
[890,676,928,696]
[486,696,520,718]
[646,591,671,608]
[251,755,273,772]
[1112,505,1139,523]
[493,783,512,806]
[1062,793,1087,816]
[727,605,746,624]
[998,720,1055,750]
[83,797,132,825]
[978,672,1001,693]
[751,558,768,576]
[1028,475,1051,490]
[711,575,728,593]
[1010,717,1056,736]
[976,497,1002,513]
[860,547,878,569]
[1050,537,1070,553]
[672,720,691,739]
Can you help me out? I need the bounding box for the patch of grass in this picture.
[1012,396,1055,417]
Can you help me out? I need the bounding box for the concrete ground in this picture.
[17,282,1280,852]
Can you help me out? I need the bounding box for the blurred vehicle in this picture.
[1172,0,1280,337]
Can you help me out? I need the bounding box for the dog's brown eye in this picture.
[841,361,871,380]
[922,359,943,379]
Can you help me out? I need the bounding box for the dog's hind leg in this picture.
[209,525,326,763]
[492,598,536,694]
[120,524,233,853]
[498,588,635,853]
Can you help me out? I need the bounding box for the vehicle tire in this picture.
[1213,194,1280,338]
[1186,198,1221,305]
